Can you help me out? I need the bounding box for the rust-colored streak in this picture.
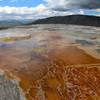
[48,46,100,65]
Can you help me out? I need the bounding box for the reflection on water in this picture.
[75,39,94,46]
[0,24,100,100]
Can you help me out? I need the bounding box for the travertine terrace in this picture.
[0,25,100,100]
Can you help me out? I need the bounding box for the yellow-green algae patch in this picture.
[0,34,31,42]
[1,37,14,42]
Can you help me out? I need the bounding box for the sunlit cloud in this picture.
[0,4,46,14]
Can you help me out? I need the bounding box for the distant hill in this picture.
[29,15,100,27]
[0,20,32,30]
[0,20,23,27]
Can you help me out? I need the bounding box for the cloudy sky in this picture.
[0,0,100,20]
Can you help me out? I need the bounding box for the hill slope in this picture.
[30,15,100,27]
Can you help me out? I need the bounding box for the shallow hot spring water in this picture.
[0,25,100,100]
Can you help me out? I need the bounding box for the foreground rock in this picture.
[0,73,25,100]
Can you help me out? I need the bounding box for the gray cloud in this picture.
[44,0,100,11]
